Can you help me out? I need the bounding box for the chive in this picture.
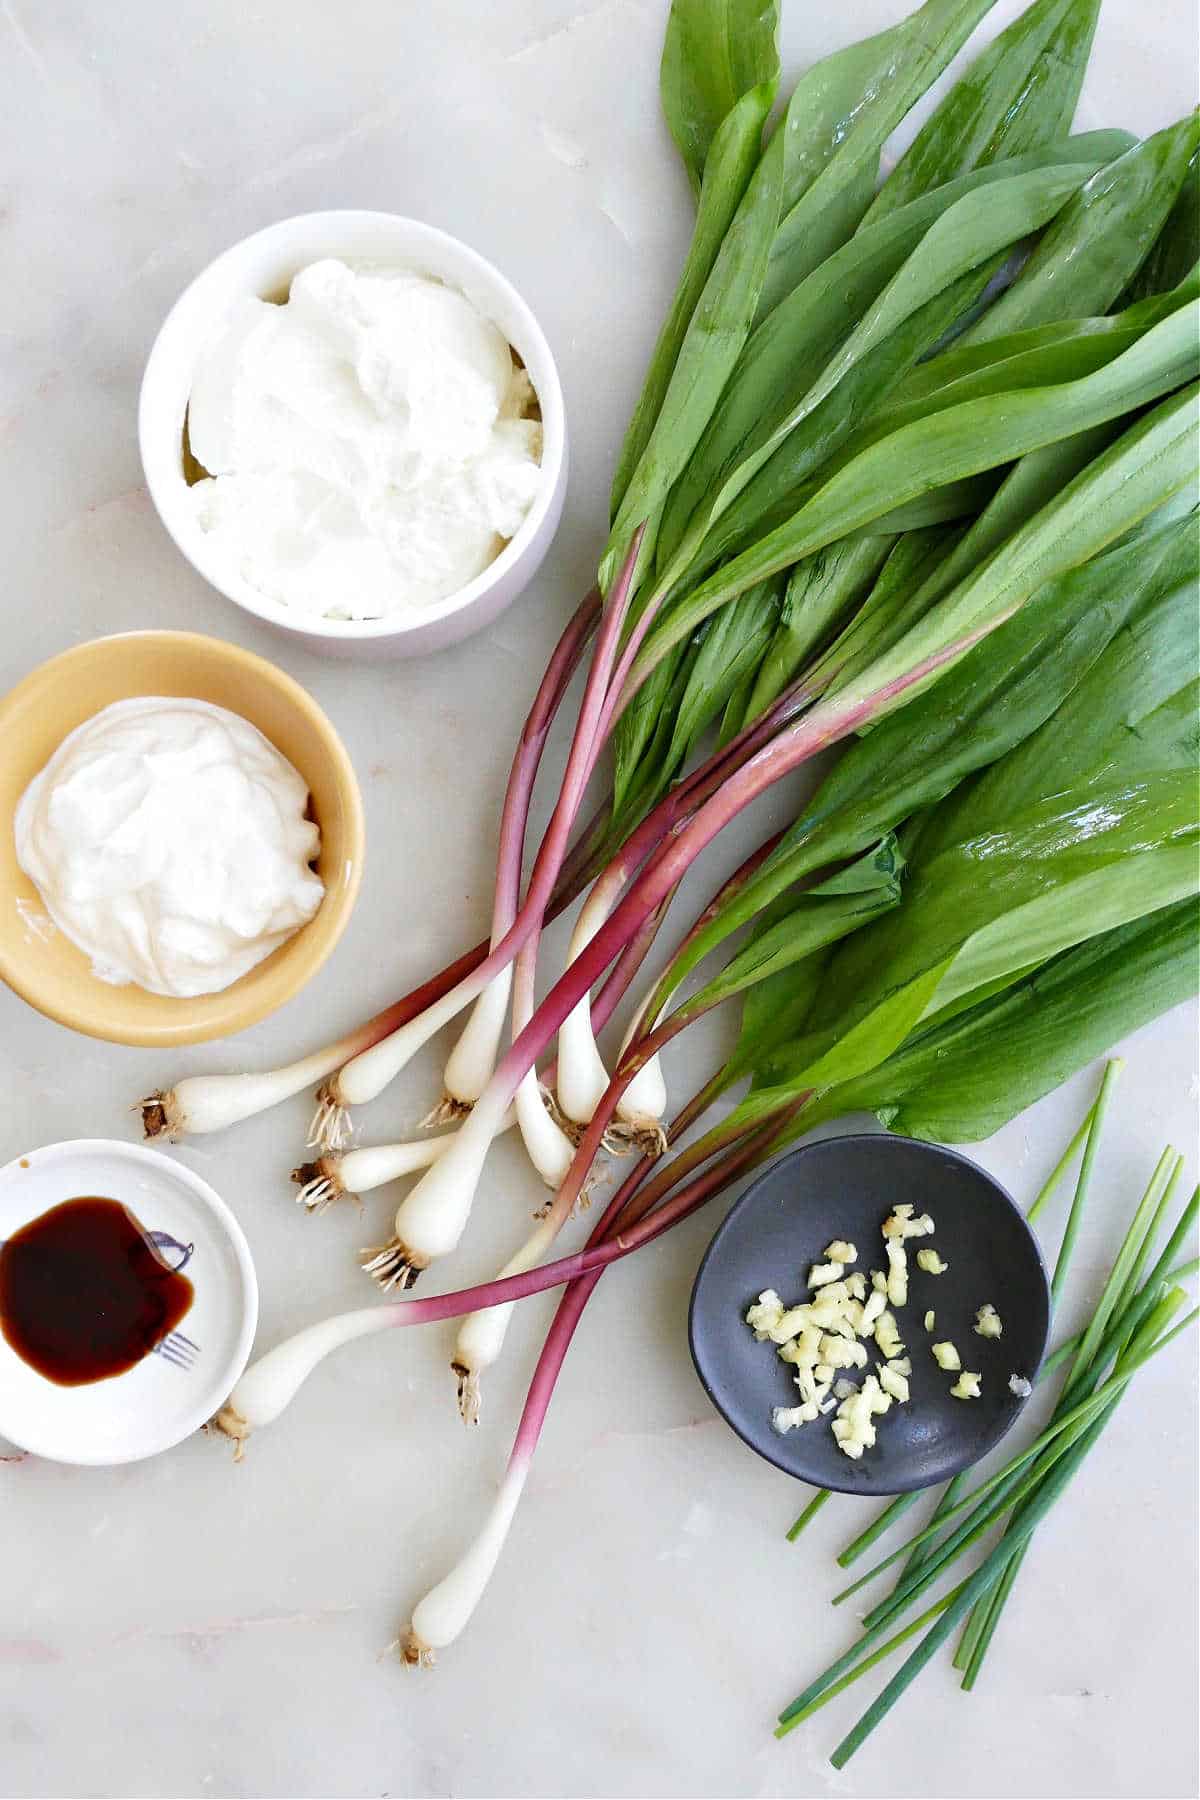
[952,1283,1192,1691]
[834,1303,1193,1614]
[786,1487,832,1542]
[1025,1104,1095,1224]
[1051,1057,1124,1299]
[777,1297,1195,1740]
[902,1472,970,1585]
[775,1580,969,1737]
[1061,1145,1179,1391]
[829,1405,1116,1767]
[831,1299,1191,1762]
[955,1063,1120,1660]
[835,1488,923,1566]
[858,1387,1118,1631]
[953,1570,997,1673]
[959,1551,1023,1688]
[960,1163,1192,1683]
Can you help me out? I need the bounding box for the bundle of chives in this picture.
[773,1061,1198,1764]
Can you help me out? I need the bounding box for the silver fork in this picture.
[155,1330,200,1371]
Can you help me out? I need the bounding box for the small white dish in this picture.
[0,1139,257,1465]
[139,210,569,660]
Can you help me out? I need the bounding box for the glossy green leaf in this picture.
[865,0,1106,222]
[634,307,1199,674]
[855,419,1118,644]
[743,536,894,724]
[774,774,1197,1092]
[756,0,1002,318]
[927,525,1200,848]
[782,526,962,723]
[960,112,1200,343]
[611,83,777,517]
[610,640,694,829]
[658,156,1104,578]
[659,0,779,195]
[657,504,1199,1009]
[658,575,784,779]
[811,899,1200,1142]
[674,263,996,586]
[1120,153,1200,304]
[685,836,905,1018]
[690,177,1181,582]
[601,109,785,589]
[843,274,1200,460]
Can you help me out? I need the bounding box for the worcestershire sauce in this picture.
[0,1197,194,1386]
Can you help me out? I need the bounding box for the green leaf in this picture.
[743,535,894,725]
[693,201,1190,582]
[658,505,1199,1005]
[658,155,1105,578]
[826,899,1200,1142]
[843,275,1200,459]
[601,106,785,588]
[798,526,963,712]
[675,264,996,586]
[717,658,768,747]
[926,524,1200,847]
[637,308,1200,681]
[778,775,1198,1091]
[960,112,1200,343]
[756,0,1003,319]
[610,640,694,829]
[658,575,784,778]
[734,948,835,1090]
[611,83,777,517]
[686,836,905,1016]
[659,0,780,196]
[865,0,1107,222]
[796,424,1118,728]
[1119,153,1200,305]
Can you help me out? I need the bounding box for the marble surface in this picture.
[1,3,1197,1796]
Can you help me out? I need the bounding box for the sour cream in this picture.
[186,259,544,620]
[15,698,324,998]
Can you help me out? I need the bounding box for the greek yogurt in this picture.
[186,259,544,620]
[15,698,324,998]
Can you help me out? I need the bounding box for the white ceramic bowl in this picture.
[139,211,569,660]
[0,1140,257,1465]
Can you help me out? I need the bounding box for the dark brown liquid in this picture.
[0,1197,194,1386]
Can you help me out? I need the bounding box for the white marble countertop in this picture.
[1,3,1197,1796]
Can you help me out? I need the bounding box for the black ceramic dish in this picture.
[688,1133,1051,1497]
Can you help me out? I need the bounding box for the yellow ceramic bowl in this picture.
[0,632,364,1047]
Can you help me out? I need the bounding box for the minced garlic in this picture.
[875,1310,904,1360]
[773,1404,816,1433]
[1008,1374,1033,1398]
[860,1286,888,1331]
[885,1238,908,1307]
[916,1248,949,1274]
[878,1361,910,1403]
[808,1260,845,1288]
[745,1291,785,1338]
[820,1334,868,1371]
[832,1373,892,1458]
[882,1204,935,1241]
[824,1240,857,1264]
[746,1202,948,1460]
[974,1303,1003,1338]
[950,1371,981,1400]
